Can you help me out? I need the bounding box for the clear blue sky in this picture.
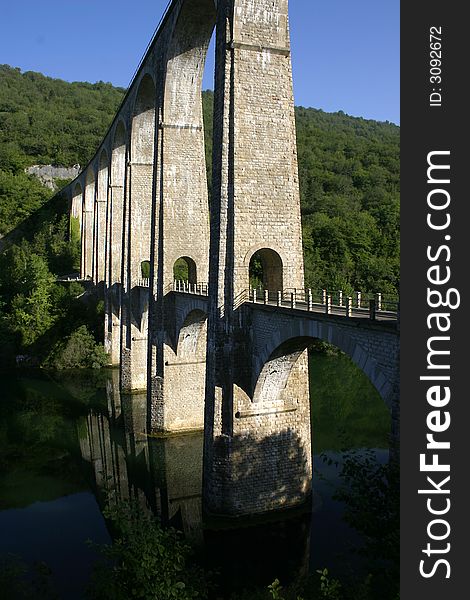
[0,0,399,124]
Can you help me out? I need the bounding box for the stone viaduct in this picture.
[64,0,400,517]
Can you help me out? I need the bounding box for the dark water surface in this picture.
[0,352,391,598]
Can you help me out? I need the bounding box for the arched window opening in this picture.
[131,74,156,165]
[249,248,283,292]
[173,257,197,284]
[141,260,151,279]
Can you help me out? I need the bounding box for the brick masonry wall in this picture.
[204,0,312,516]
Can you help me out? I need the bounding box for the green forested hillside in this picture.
[0,64,126,236]
[296,107,399,294]
[0,64,125,166]
[0,65,399,365]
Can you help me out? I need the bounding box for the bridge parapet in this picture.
[172,280,399,326]
[249,286,399,323]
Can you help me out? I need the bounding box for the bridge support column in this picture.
[204,0,312,517]
[120,147,154,391]
[104,285,122,366]
[81,208,94,279]
[121,285,149,392]
[147,0,214,433]
[148,294,208,434]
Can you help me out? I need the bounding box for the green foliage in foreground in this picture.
[45,325,108,370]
[87,500,208,600]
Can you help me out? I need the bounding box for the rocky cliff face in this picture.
[26,164,81,190]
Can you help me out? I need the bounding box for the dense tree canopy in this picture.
[0,64,125,167]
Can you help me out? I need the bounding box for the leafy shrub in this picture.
[87,500,207,600]
[45,325,108,370]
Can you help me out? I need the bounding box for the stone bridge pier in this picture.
[203,0,313,516]
[145,0,214,431]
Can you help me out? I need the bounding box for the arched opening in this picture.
[254,338,309,404]
[109,120,127,286]
[71,182,82,220]
[249,248,283,292]
[98,149,109,197]
[141,260,150,279]
[131,74,156,164]
[95,149,109,283]
[84,168,95,212]
[173,257,197,284]
[70,182,82,273]
[128,74,156,287]
[162,308,208,431]
[82,169,95,279]
[160,0,215,289]
[254,329,395,411]
[253,328,394,448]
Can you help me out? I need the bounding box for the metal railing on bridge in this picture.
[248,286,399,322]
[56,274,90,283]
[173,280,209,295]
[172,280,399,323]
[136,277,150,288]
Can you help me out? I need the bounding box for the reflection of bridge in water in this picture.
[78,370,311,589]
[79,369,203,543]
[63,0,399,517]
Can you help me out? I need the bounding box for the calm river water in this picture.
[0,351,391,598]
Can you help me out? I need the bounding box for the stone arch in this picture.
[71,181,83,219]
[82,168,96,279]
[104,121,127,366]
[108,120,127,285]
[84,168,95,212]
[164,0,216,125]
[111,119,127,186]
[126,74,156,287]
[248,247,284,292]
[160,0,216,288]
[173,256,197,284]
[131,73,156,164]
[162,304,208,432]
[174,296,209,340]
[98,149,109,197]
[253,320,396,408]
[140,260,151,279]
[70,181,83,245]
[95,149,109,283]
